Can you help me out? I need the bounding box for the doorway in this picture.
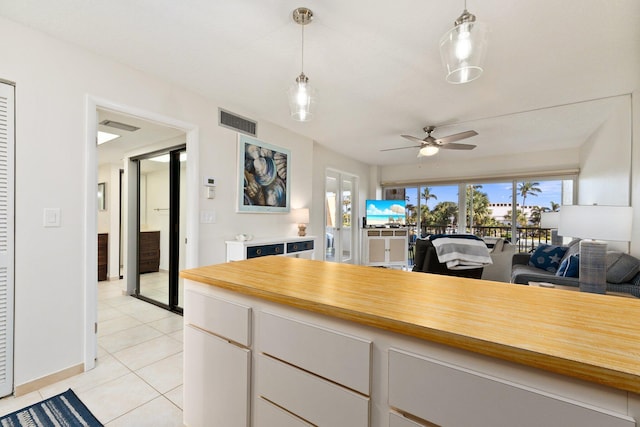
[88,99,199,370]
[324,169,358,264]
[134,147,186,312]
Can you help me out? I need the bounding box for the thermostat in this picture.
[203,176,216,187]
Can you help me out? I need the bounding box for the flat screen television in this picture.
[365,199,406,226]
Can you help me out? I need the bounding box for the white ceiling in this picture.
[2,0,638,166]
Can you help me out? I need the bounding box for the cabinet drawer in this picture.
[255,397,313,427]
[184,290,251,346]
[246,244,284,258]
[286,240,314,253]
[256,354,369,427]
[259,311,371,395]
[388,348,635,427]
[389,412,428,427]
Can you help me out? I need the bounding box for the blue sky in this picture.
[406,180,563,210]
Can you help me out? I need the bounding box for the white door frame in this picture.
[324,168,359,264]
[84,96,199,370]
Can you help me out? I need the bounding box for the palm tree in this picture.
[550,201,560,212]
[518,181,542,207]
[420,187,438,209]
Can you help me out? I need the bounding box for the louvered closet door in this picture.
[0,81,15,397]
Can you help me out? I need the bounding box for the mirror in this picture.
[97,182,106,211]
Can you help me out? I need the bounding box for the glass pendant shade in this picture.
[288,73,316,121]
[439,10,488,84]
[418,146,439,157]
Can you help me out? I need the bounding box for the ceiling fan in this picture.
[382,126,478,157]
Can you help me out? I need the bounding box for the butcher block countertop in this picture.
[180,256,640,394]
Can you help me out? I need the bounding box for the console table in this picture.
[225,236,316,262]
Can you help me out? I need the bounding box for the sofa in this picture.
[511,239,640,297]
[412,238,484,279]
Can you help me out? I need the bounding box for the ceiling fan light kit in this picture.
[440,3,488,84]
[288,7,316,122]
[418,145,440,157]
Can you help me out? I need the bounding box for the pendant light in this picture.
[288,7,316,121]
[439,1,488,84]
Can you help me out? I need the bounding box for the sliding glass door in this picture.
[135,146,186,312]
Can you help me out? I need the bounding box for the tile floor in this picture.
[0,278,185,426]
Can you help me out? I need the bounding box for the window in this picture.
[384,175,575,252]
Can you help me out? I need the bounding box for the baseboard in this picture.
[14,363,84,396]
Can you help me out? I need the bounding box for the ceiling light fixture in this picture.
[439,0,488,84]
[418,146,440,157]
[287,7,316,122]
[97,131,120,145]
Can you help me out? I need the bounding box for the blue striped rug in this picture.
[0,389,102,426]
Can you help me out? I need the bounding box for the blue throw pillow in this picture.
[529,244,568,273]
[556,254,580,277]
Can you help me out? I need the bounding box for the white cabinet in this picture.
[256,311,372,427]
[225,236,316,262]
[184,326,251,427]
[388,348,635,427]
[362,229,408,267]
[183,290,252,427]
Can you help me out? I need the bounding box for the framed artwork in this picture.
[237,135,290,213]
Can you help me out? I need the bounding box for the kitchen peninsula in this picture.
[181,257,640,427]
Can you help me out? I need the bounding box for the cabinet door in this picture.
[184,325,250,427]
[368,238,386,263]
[388,237,407,263]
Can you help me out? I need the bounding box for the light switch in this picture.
[43,208,61,227]
[200,210,216,224]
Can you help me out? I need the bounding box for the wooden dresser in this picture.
[139,231,160,273]
[97,233,108,281]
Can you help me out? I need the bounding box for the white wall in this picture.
[0,17,329,388]
[577,96,632,206]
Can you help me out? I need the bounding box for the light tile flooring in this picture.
[0,279,185,426]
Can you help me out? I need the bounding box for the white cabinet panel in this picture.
[259,311,371,395]
[362,229,408,267]
[388,348,635,427]
[389,412,428,427]
[184,326,250,427]
[184,289,251,346]
[256,354,369,427]
[255,397,313,427]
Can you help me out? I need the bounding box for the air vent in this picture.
[219,108,257,136]
[99,120,140,132]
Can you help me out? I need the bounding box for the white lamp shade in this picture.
[540,211,560,229]
[558,205,632,242]
[292,208,310,224]
[418,146,439,157]
[440,20,488,84]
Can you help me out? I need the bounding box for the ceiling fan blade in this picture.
[401,134,426,144]
[380,146,420,152]
[436,130,478,144]
[439,142,476,150]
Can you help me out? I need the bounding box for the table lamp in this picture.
[540,211,561,245]
[292,208,310,236]
[558,205,632,294]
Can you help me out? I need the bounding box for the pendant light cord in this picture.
[301,24,305,74]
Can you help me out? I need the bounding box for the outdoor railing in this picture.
[416,224,553,253]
